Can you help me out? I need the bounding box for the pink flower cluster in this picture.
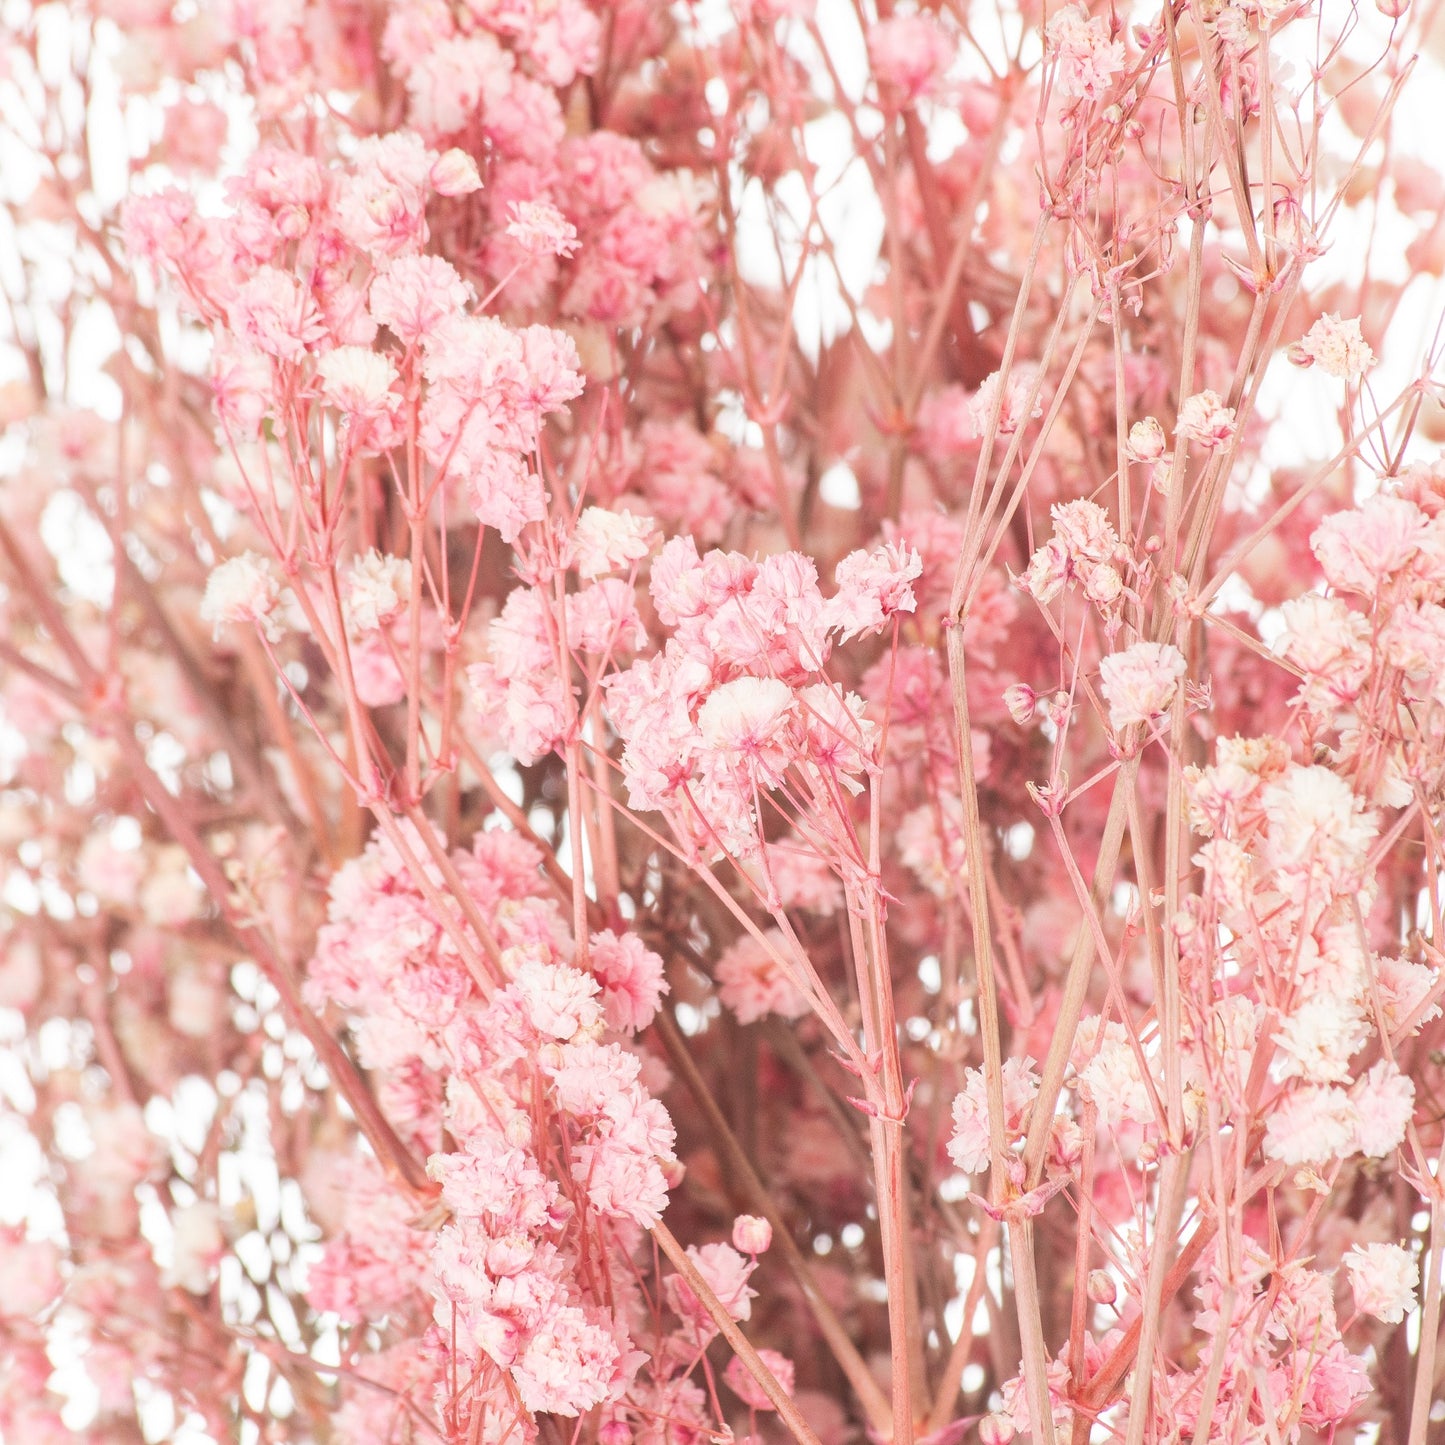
[304,825,683,1431]
[604,538,920,860]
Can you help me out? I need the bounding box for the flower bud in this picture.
[1125,417,1166,463]
[1087,1269,1117,1305]
[1003,683,1037,725]
[980,1414,1016,1445]
[431,148,482,197]
[732,1215,773,1255]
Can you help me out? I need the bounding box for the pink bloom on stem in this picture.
[1098,641,1186,729]
[572,507,656,578]
[731,1215,772,1255]
[201,553,284,641]
[1311,493,1426,598]
[724,1349,794,1410]
[697,677,795,772]
[1300,1342,1371,1429]
[1045,3,1124,102]
[867,13,956,104]
[1290,313,1376,380]
[827,542,922,641]
[316,347,399,419]
[369,255,474,345]
[430,148,482,196]
[1263,1084,1361,1165]
[1175,390,1236,449]
[1345,1242,1418,1323]
[715,931,810,1024]
[228,266,327,361]
[507,199,581,258]
[589,930,668,1033]
[665,1241,756,1335]
[948,1056,1039,1174]
[510,955,603,1040]
[1125,417,1166,463]
[468,449,547,544]
[345,550,411,633]
[1351,1059,1414,1157]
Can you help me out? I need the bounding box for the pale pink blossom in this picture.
[572,507,656,578]
[970,366,1043,435]
[724,1350,794,1410]
[665,1241,757,1335]
[715,931,809,1024]
[467,449,548,544]
[430,148,483,196]
[1124,417,1166,463]
[1261,765,1378,892]
[1077,1020,1156,1128]
[345,550,412,633]
[1345,1242,1418,1323]
[316,347,400,418]
[1098,641,1186,729]
[732,1215,773,1255]
[369,255,474,345]
[1272,996,1366,1084]
[697,677,795,771]
[589,930,668,1032]
[1051,499,1119,567]
[1175,390,1236,449]
[948,1056,1039,1174]
[1263,1084,1361,1165]
[1045,3,1125,102]
[1019,537,1069,604]
[1291,313,1376,380]
[228,267,327,360]
[0,1231,62,1318]
[1311,493,1427,598]
[200,553,284,641]
[507,199,581,258]
[867,14,956,104]
[510,955,603,1040]
[1351,1060,1414,1157]
[827,543,922,640]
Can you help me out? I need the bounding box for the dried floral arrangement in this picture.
[1,0,1444,1442]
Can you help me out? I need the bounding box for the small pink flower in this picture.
[1045,3,1125,102]
[1175,390,1236,449]
[1351,1059,1414,1158]
[589,930,668,1033]
[345,550,412,633]
[430,148,482,196]
[572,507,656,578]
[715,931,809,1024]
[1290,313,1376,380]
[369,255,474,345]
[200,553,284,641]
[665,1241,757,1335]
[697,677,795,761]
[731,1215,772,1255]
[867,13,956,104]
[724,1349,794,1410]
[507,199,580,258]
[1125,417,1166,462]
[827,542,922,641]
[1345,1241,1418,1323]
[316,347,400,418]
[1098,640,1186,729]
[228,267,328,361]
